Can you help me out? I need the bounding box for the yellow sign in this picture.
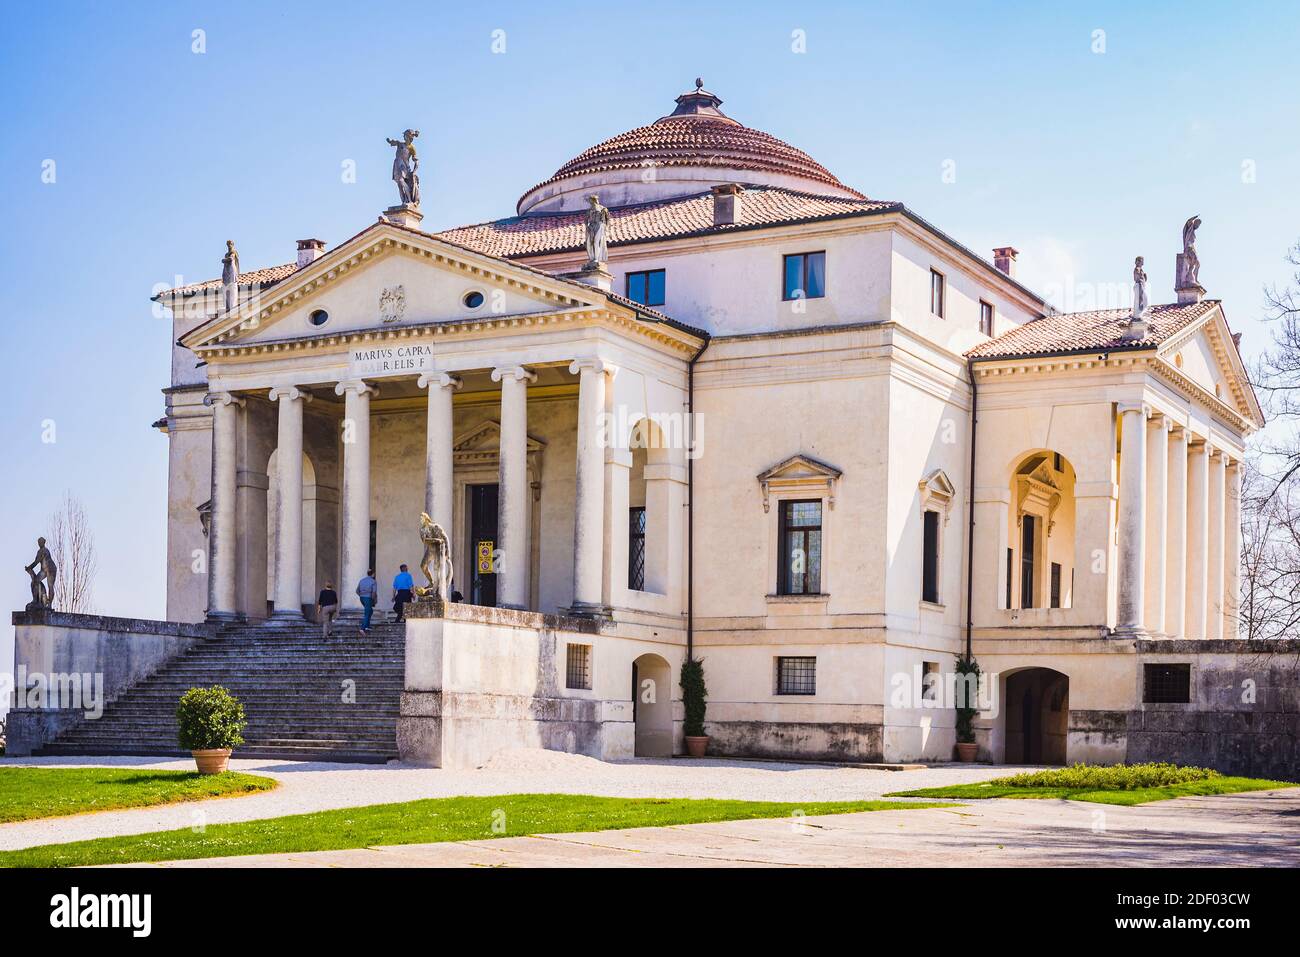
[476,541,495,574]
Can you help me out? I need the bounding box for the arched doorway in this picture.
[1004,668,1069,764]
[631,653,673,757]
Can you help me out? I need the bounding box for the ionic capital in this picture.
[268,385,312,404]
[1116,401,1150,418]
[568,357,612,376]
[417,372,463,392]
[203,391,245,409]
[335,379,379,399]
[491,365,537,384]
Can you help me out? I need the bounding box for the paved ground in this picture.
[4,753,1295,867]
[121,789,1300,868]
[0,751,1027,851]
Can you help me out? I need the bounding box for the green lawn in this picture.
[0,767,277,823]
[888,777,1296,806]
[0,794,945,868]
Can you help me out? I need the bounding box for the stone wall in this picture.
[398,601,612,768]
[6,610,207,755]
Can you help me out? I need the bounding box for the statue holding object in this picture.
[414,512,454,603]
[23,537,57,610]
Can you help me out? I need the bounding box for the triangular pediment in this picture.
[453,420,546,458]
[179,221,605,351]
[1158,305,1264,428]
[757,453,842,512]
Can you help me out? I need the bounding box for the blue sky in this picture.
[2,1,1298,686]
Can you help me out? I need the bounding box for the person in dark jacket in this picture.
[316,582,339,638]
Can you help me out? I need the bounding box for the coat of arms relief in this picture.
[379,285,406,323]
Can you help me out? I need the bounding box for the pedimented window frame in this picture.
[758,453,842,600]
[917,468,956,526]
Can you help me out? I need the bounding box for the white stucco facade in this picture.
[147,85,1272,768]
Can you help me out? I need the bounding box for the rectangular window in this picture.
[979,299,993,336]
[776,656,817,695]
[778,499,823,595]
[782,251,826,301]
[565,643,592,691]
[921,661,940,703]
[922,509,940,604]
[368,520,377,577]
[626,269,665,307]
[1050,562,1062,609]
[1005,547,1013,609]
[930,269,945,318]
[1020,515,1036,609]
[628,506,646,591]
[1143,663,1191,704]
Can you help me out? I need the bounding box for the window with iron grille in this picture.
[566,643,592,690]
[776,656,816,695]
[628,506,646,590]
[778,499,822,595]
[1143,663,1190,703]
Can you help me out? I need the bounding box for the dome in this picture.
[516,81,865,214]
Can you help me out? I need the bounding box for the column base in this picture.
[1111,626,1151,640]
[268,608,305,623]
[567,601,612,619]
[205,610,241,623]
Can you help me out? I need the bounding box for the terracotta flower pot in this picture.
[685,735,709,758]
[954,742,978,763]
[192,748,232,774]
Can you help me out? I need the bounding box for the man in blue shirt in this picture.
[356,569,378,634]
[392,564,415,622]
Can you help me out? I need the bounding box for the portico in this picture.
[182,224,701,624]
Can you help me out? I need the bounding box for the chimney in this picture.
[297,238,326,268]
[992,246,1019,278]
[712,183,744,227]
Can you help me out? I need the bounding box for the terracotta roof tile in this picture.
[437,187,900,260]
[160,262,299,299]
[967,300,1220,360]
[520,114,865,210]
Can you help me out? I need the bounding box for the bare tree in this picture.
[46,491,97,614]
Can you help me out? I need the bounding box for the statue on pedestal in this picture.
[23,537,56,610]
[414,512,453,603]
[584,194,610,269]
[221,240,239,314]
[386,129,421,208]
[1178,215,1202,288]
[1132,256,1149,319]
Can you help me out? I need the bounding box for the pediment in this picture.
[180,222,601,351]
[453,420,546,459]
[1158,305,1264,428]
[918,468,956,521]
[757,453,842,512]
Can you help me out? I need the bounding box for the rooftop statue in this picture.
[387,129,421,208]
[221,240,239,314]
[1132,256,1149,320]
[584,194,610,268]
[1179,215,1202,288]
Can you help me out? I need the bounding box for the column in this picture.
[1185,439,1209,639]
[1165,425,1189,638]
[569,359,608,612]
[1115,403,1147,634]
[204,391,243,619]
[268,385,312,619]
[491,365,535,609]
[1143,415,1170,634]
[335,380,376,614]
[1207,449,1227,640]
[1224,459,1242,639]
[417,372,461,534]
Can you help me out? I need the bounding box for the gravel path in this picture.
[0,750,1030,851]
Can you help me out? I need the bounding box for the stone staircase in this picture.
[37,618,407,763]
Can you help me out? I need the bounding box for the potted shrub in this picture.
[953,654,981,763]
[680,657,709,757]
[177,685,247,774]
